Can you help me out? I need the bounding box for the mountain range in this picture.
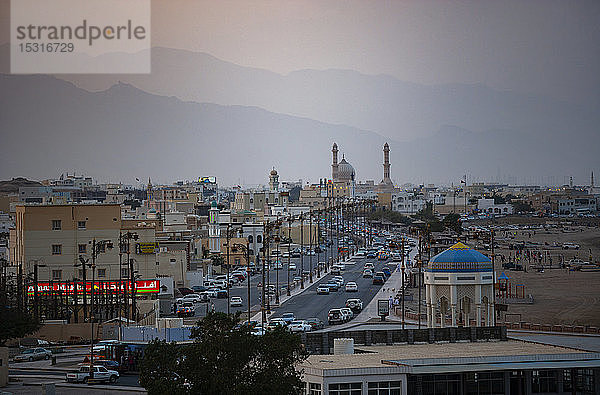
[1,71,597,186]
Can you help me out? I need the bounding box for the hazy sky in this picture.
[1,0,599,106]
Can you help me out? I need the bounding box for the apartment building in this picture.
[12,204,122,282]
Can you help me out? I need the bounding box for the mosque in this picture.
[330,142,395,198]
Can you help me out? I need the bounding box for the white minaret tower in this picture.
[269,168,279,192]
[382,142,392,185]
[332,143,339,181]
[208,201,221,253]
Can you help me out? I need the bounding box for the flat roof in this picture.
[301,340,600,375]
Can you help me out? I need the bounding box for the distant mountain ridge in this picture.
[1,74,597,185]
[51,46,599,144]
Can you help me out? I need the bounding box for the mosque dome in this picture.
[427,242,492,273]
[337,158,355,181]
[270,168,278,176]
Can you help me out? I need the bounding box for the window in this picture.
[368,381,402,395]
[309,382,322,395]
[121,267,129,278]
[78,244,87,254]
[97,244,106,253]
[78,269,84,278]
[97,268,106,278]
[531,370,557,393]
[329,382,361,395]
[257,235,262,244]
[51,270,62,280]
[52,220,61,230]
[248,235,253,243]
[78,221,86,229]
[465,372,504,395]
[235,258,241,265]
[52,244,62,255]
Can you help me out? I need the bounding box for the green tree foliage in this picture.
[0,306,41,347]
[442,213,462,234]
[368,208,412,225]
[140,312,307,395]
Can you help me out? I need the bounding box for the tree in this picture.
[0,306,41,347]
[442,213,462,234]
[140,312,307,394]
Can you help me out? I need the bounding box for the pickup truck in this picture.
[65,365,119,384]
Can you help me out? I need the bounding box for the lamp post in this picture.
[232,241,251,326]
[287,215,292,296]
[80,238,113,381]
[299,214,304,289]
[401,236,406,330]
[275,221,281,305]
[309,209,313,283]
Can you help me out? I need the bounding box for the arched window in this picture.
[257,235,262,244]
[248,235,253,243]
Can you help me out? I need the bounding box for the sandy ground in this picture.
[402,217,600,327]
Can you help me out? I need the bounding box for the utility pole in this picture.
[300,214,304,289]
[401,236,405,330]
[287,216,292,296]
[418,232,422,329]
[309,210,313,283]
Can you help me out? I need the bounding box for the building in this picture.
[425,242,495,328]
[477,198,514,216]
[12,204,122,282]
[299,338,600,395]
[331,143,356,198]
[378,142,394,192]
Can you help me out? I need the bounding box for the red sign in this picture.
[26,279,159,295]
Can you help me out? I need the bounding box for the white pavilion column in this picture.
[476,284,482,327]
[490,302,495,326]
[428,284,435,328]
[450,285,457,327]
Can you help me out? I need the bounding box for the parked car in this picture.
[216,289,228,299]
[66,365,119,384]
[364,262,374,270]
[288,320,312,333]
[345,282,358,292]
[316,285,331,295]
[176,306,194,317]
[92,359,126,373]
[191,285,207,293]
[182,293,202,303]
[14,348,52,362]
[230,296,243,307]
[177,287,195,296]
[330,265,342,275]
[328,308,344,325]
[306,318,325,331]
[345,298,363,312]
[267,318,287,330]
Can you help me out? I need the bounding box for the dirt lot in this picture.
[472,217,600,327]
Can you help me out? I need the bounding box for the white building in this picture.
[477,198,514,215]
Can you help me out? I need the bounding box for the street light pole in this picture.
[287,216,292,296]
[300,214,304,289]
[401,236,406,330]
[309,210,313,283]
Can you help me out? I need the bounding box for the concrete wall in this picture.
[29,322,100,343]
[0,347,8,387]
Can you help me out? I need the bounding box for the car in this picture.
[267,318,287,330]
[176,306,194,317]
[191,285,208,293]
[216,289,228,299]
[230,296,243,307]
[382,267,391,277]
[204,288,219,298]
[366,252,376,258]
[93,359,126,373]
[364,262,375,270]
[340,307,353,322]
[251,326,267,336]
[345,282,358,292]
[66,365,119,384]
[327,308,344,325]
[306,318,325,331]
[332,276,344,286]
[177,287,195,296]
[182,293,202,303]
[288,263,297,270]
[362,269,373,278]
[281,312,296,324]
[13,347,52,362]
[330,266,342,275]
[373,275,385,285]
[345,298,363,312]
[316,285,330,295]
[324,282,339,291]
[288,320,312,332]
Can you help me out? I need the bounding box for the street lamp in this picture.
[299,213,304,289]
[287,215,292,296]
[401,236,406,330]
[309,209,313,283]
[80,238,113,380]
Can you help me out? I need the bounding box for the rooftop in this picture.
[301,340,594,374]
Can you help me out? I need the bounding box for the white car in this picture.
[288,320,312,333]
[340,307,353,322]
[230,296,243,307]
[332,276,344,286]
[345,282,358,292]
[182,293,202,303]
[289,263,297,270]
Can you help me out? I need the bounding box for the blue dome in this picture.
[427,242,492,273]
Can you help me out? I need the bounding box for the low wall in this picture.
[30,322,100,343]
[504,321,600,335]
[0,347,8,387]
[302,326,507,355]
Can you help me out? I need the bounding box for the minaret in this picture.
[381,143,392,185]
[592,171,595,188]
[332,143,339,181]
[208,201,221,253]
[269,168,279,192]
